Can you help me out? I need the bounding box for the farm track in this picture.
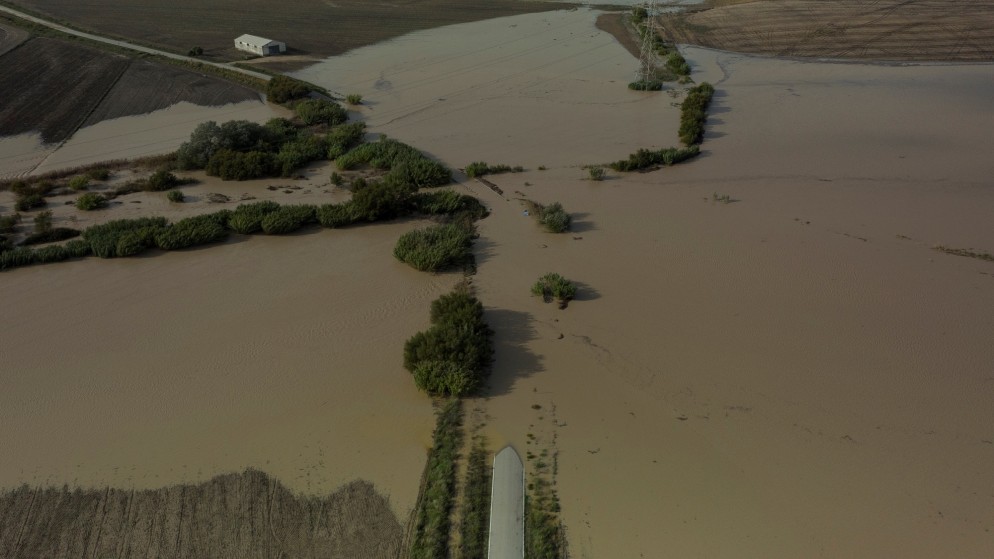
[662,0,994,61]
[0,470,402,559]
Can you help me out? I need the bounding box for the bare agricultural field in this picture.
[0,37,130,143]
[0,21,28,55]
[0,31,267,149]
[662,0,994,61]
[6,0,568,63]
[83,60,261,126]
[0,471,402,559]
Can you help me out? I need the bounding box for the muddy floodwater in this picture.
[0,100,282,178]
[0,222,462,517]
[3,7,993,558]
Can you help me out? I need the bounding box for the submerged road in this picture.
[0,4,272,81]
[489,446,525,559]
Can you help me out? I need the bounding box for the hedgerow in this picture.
[679,82,715,146]
[608,145,700,172]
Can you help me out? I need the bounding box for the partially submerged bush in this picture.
[346,93,363,105]
[20,227,80,246]
[326,122,366,160]
[68,175,89,191]
[411,190,488,222]
[404,289,494,397]
[336,137,451,188]
[537,202,570,233]
[167,189,184,202]
[465,162,522,178]
[316,202,361,228]
[15,193,45,212]
[228,201,281,234]
[82,217,168,258]
[628,79,663,91]
[351,179,416,221]
[267,75,314,104]
[75,192,108,211]
[394,224,473,272]
[206,149,274,180]
[532,273,577,308]
[86,168,110,181]
[0,213,21,234]
[679,82,715,146]
[260,204,316,234]
[608,145,700,172]
[588,166,605,181]
[294,98,347,126]
[154,213,229,250]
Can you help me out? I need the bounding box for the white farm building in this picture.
[234,34,286,56]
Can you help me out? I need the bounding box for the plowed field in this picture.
[6,0,564,60]
[0,471,401,559]
[663,0,994,61]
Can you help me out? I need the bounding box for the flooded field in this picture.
[2,5,993,558]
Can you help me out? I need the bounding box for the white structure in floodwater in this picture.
[489,446,525,558]
[234,34,286,56]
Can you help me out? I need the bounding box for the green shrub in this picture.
[337,138,451,187]
[33,210,52,233]
[608,145,700,172]
[588,166,605,181]
[326,122,366,160]
[628,79,663,91]
[83,217,169,258]
[75,192,108,211]
[64,239,91,258]
[294,98,347,126]
[21,227,80,246]
[260,204,316,234]
[228,201,281,234]
[0,213,20,234]
[86,168,110,181]
[167,190,184,202]
[465,162,520,178]
[666,52,691,76]
[409,399,463,559]
[537,202,570,233]
[351,179,415,221]
[413,361,477,397]
[394,224,473,272]
[679,82,715,146]
[411,190,487,221]
[316,202,361,228]
[0,247,35,270]
[267,75,314,104]
[68,175,89,191]
[15,193,45,212]
[404,289,494,397]
[346,93,363,105]
[146,170,181,191]
[532,273,577,307]
[275,134,326,177]
[206,149,274,180]
[154,214,229,250]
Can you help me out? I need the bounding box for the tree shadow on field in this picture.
[569,212,597,233]
[472,234,497,268]
[572,280,601,302]
[483,309,544,397]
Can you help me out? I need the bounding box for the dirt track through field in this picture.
[663,0,994,61]
[0,471,401,559]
